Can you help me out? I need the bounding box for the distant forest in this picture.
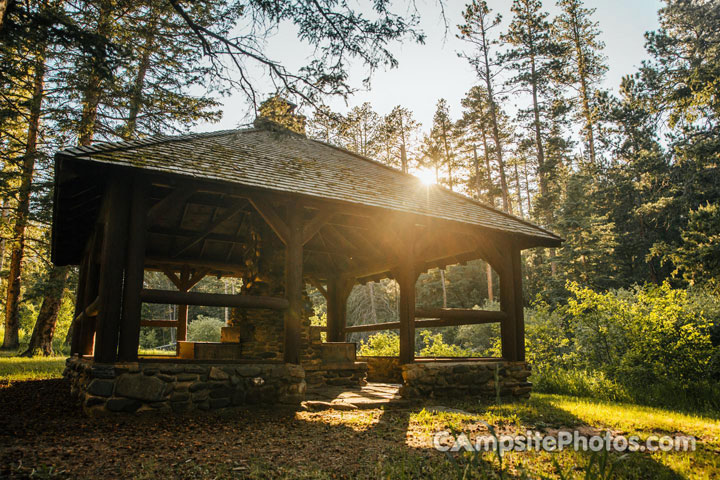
[1,0,718,357]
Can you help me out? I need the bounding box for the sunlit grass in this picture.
[398,394,720,479]
[0,353,66,381]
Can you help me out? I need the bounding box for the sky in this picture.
[197,0,664,132]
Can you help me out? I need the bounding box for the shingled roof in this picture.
[55,122,561,247]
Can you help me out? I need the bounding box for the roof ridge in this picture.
[305,137,562,241]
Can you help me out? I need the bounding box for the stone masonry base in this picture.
[64,357,306,416]
[400,360,532,399]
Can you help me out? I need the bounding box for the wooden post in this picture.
[499,245,519,361]
[284,205,304,363]
[78,231,101,356]
[511,246,525,361]
[118,176,149,362]
[177,303,189,342]
[326,276,353,342]
[70,247,90,355]
[397,248,417,364]
[94,176,131,363]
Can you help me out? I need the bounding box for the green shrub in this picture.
[358,331,399,356]
[188,316,224,342]
[531,368,631,403]
[418,330,473,357]
[525,282,720,412]
[565,281,715,386]
[357,330,473,357]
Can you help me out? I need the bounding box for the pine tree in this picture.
[339,103,382,158]
[430,99,457,191]
[419,134,443,185]
[458,1,512,212]
[381,106,420,173]
[458,86,503,208]
[0,2,50,350]
[502,0,560,228]
[554,0,607,165]
[307,106,343,144]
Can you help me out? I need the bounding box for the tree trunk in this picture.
[21,266,69,356]
[473,146,482,200]
[439,269,447,308]
[513,159,524,218]
[478,137,496,300]
[2,49,45,350]
[481,131,495,205]
[368,283,377,324]
[441,123,453,191]
[0,197,10,309]
[0,0,11,31]
[77,2,112,146]
[0,197,8,270]
[529,53,556,275]
[570,8,597,165]
[123,17,157,139]
[479,23,511,213]
[486,263,494,302]
[523,157,532,218]
[399,115,408,173]
[530,56,548,203]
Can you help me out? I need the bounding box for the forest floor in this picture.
[0,357,718,479]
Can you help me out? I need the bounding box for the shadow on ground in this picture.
[0,379,690,479]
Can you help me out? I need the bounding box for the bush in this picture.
[357,330,473,357]
[358,331,399,356]
[188,316,224,342]
[525,281,720,412]
[418,330,473,357]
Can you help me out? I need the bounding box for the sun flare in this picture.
[416,169,436,185]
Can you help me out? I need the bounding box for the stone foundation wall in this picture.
[400,361,531,399]
[304,363,368,387]
[358,356,402,383]
[64,357,305,415]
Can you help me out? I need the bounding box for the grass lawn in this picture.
[0,352,66,381]
[0,355,718,479]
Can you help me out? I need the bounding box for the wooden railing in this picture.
[337,308,507,334]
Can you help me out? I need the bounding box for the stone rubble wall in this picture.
[358,356,403,383]
[400,361,532,399]
[304,363,368,387]
[64,357,305,416]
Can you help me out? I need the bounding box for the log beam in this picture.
[147,185,196,224]
[414,308,507,322]
[248,197,289,244]
[302,210,333,245]
[172,200,246,257]
[140,289,289,310]
[345,321,400,333]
